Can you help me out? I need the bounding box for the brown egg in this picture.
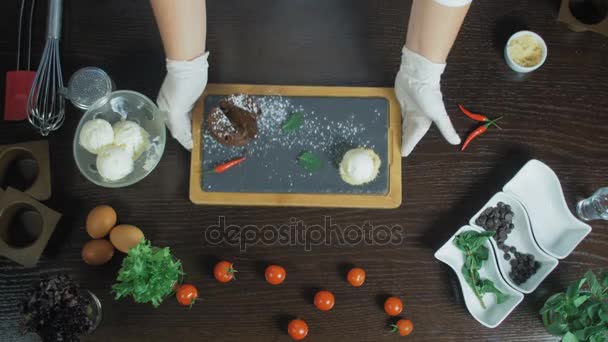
[86,205,117,239]
[82,239,115,266]
[110,224,144,253]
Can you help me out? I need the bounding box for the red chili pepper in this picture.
[208,156,246,174]
[461,117,503,151]
[458,104,501,129]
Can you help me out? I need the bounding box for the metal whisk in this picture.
[27,0,64,136]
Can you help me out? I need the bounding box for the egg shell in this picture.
[110,224,144,253]
[82,239,115,266]
[86,205,117,239]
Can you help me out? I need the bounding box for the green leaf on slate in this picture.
[297,152,323,172]
[282,112,304,133]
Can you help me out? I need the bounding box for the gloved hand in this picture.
[157,52,209,150]
[395,46,461,157]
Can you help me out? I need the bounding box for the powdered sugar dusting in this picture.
[209,108,236,134]
[226,94,260,114]
[202,95,385,192]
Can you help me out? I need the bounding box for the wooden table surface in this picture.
[1,1,607,341]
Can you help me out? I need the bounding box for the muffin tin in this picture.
[0,141,61,267]
[435,159,591,327]
[558,0,608,37]
[0,140,51,200]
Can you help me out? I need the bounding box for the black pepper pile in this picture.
[475,202,540,285]
[21,275,94,342]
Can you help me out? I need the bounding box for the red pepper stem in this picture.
[485,116,503,129]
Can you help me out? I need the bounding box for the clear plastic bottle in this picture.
[577,187,608,221]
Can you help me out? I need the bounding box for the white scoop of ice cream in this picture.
[79,119,114,154]
[113,120,149,160]
[96,146,134,181]
[339,148,381,186]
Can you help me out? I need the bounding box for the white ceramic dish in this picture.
[469,192,559,294]
[434,226,524,328]
[503,160,592,259]
[504,30,547,73]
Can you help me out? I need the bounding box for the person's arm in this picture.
[396,0,471,156]
[150,0,208,150]
[150,0,206,61]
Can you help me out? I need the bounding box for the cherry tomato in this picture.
[384,296,403,316]
[391,319,414,336]
[347,267,366,287]
[214,261,237,283]
[314,290,335,311]
[176,284,198,307]
[265,265,286,285]
[288,319,309,340]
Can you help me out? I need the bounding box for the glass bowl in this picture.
[73,90,166,188]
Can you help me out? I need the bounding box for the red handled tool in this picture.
[4,0,36,121]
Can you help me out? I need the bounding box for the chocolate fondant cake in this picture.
[207,94,261,147]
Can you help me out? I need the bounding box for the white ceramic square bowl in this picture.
[469,192,559,294]
[503,160,592,259]
[434,226,524,328]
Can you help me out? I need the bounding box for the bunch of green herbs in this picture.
[540,270,608,342]
[112,239,183,308]
[453,230,508,309]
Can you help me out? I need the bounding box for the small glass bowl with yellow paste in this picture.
[504,31,547,73]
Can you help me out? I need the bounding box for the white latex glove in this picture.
[157,52,209,150]
[395,46,460,157]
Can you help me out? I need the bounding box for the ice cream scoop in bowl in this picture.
[73,90,166,188]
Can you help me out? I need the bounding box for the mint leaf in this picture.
[563,332,579,342]
[282,112,304,133]
[472,245,489,261]
[598,309,608,322]
[585,271,603,298]
[600,271,608,288]
[590,333,607,342]
[568,279,586,300]
[546,320,569,335]
[582,325,606,340]
[574,295,590,308]
[587,303,601,319]
[469,231,494,251]
[297,151,323,172]
[480,279,508,304]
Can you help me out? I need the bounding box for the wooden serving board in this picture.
[189,84,402,208]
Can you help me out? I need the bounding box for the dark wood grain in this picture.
[1,0,608,341]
